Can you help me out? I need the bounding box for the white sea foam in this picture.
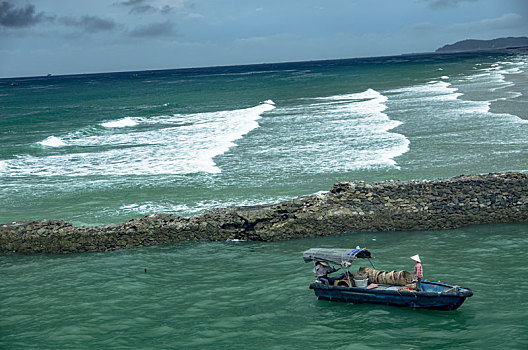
[119,195,292,216]
[385,64,528,156]
[101,116,139,128]
[316,88,385,102]
[458,60,528,124]
[1,101,276,177]
[262,89,409,172]
[461,101,491,114]
[37,136,67,147]
[466,73,490,80]
[388,81,462,102]
[504,67,521,74]
[463,59,527,98]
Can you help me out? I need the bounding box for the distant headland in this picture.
[436,36,528,53]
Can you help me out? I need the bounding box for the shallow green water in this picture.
[1,52,527,226]
[1,52,528,349]
[2,223,527,349]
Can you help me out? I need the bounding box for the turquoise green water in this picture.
[1,52,527,225]
[1,52,528,348]
[2,224,527,349]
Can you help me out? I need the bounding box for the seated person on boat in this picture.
[313,261,338,286]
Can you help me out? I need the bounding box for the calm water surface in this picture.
[2,223,527,349]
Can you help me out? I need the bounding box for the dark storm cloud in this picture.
[117,0,174,15]
[60,15,116,32]
[130,4,174,14]
[424,0,477,8]
[117,0,153,14]
[129,5,154,14]
[160,5,175,14]
[119,0,147,5]
[0,1,49,28]
[129,20,175,37]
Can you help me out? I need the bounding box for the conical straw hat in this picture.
[410,254,421,263]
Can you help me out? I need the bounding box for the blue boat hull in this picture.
[310,281,473,310]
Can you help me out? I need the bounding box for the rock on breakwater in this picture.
[1,172,527,254]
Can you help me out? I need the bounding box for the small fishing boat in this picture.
[303,248,473,310]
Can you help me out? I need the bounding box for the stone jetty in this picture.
[1,172,527,254]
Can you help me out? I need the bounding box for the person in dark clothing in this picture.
[313,261,337,286]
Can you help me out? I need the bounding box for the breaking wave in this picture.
[37,136,67,147]
[1,101,276,177]
[257,88,410,173]
[101,117,139,128]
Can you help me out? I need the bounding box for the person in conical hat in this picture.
[410,255,423,291]
[410,254,421,263]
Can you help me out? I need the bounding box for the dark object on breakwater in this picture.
[303,248,473,310]
[1,172,527,254]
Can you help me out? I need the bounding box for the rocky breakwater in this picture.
[1,172,527,254]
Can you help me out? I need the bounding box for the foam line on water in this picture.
[315,88,386,102]
[389,81,463,101]
[457,59,528,120]
[386,67,528,130]
[101,116,139,128]
[1,101,276,177]
[265,89,409,172]
[388,80,493,117]
[119,195,293,216]
[37,136,67,147]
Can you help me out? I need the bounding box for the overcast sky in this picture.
[1,0,527,78]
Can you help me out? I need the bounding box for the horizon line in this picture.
[1,47,521,81]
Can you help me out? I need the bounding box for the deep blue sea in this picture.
[1,52,528,349]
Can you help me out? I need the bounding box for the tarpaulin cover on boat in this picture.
[302,248,372,265]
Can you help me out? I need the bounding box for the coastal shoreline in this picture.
[1,172,527,254]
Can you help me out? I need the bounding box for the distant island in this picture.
[436,36,528,53]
